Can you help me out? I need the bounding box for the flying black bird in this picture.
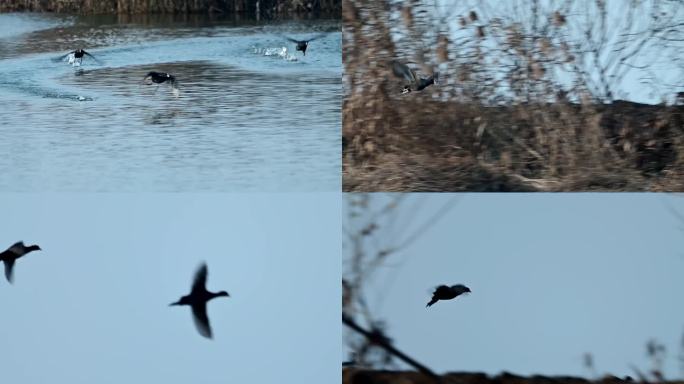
[142,71,179,96]
[426,284,470,307]
[0,241,41,283]
[284,34,325,56]
[170,262,229,339]
[53,49,101,66]
[391,60,439,94]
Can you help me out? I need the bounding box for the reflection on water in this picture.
[0,13,341,191]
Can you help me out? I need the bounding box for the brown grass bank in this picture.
[0,0,341,15]
[343,370,683,384]
[343,97,684,192]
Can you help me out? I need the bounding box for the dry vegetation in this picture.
[343,370,684,384]
[0,0,341,15]
[343,0,684,191]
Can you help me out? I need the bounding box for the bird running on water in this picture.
[0,241,41,284]
[426,284,471,307]
[170,262,230,339]
[53,49,101,66]
[142,71,179,97]
[284,34,326,56]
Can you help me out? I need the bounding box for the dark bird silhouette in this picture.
[143,71,176,85]
[0,241,41,283]
[142,71,179,95]
[284,34,325,56]
[53,49,101,65]
[391,60,439,94]
[426,284,470,307]
[170,262,229,339]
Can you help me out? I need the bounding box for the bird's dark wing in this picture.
[427,287,446,307]
[8,241,25,255]
[191,262,208,294]
[3,259,15,283]
[51,51,75,62]
[191,302,212,339]
[391,61,417,83]
[82,51,102,64]
[433,285,450,295]
[284,36,301,43]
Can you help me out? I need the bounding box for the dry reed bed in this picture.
[343,96,684,191]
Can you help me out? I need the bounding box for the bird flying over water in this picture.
[426,284,470,307]
[0,241,41,283]
[391,60,439,94]
[284,34,325,56]
[170,262,229,339]
[53,49,101,66]
[142,71,179,96]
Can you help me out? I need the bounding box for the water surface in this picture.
[0,13,341,191]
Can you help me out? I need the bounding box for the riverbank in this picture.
[343,370,680,384]
[343,99,684,192]
[0,0,341,15]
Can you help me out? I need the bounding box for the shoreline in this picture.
[0,0,341,16]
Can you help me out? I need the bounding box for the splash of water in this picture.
[252,46,298,62]
[66,53,81,67]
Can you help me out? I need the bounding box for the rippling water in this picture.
[0,13,341,191]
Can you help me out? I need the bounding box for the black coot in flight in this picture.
[391,60,439,94]
[426,284,471,307]
[0,241,41,283]
[170,262,229,339]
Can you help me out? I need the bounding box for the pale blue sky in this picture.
[0,193,340,384]
[345,193,684,378]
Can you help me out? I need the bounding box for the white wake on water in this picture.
[251,46,298,62]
